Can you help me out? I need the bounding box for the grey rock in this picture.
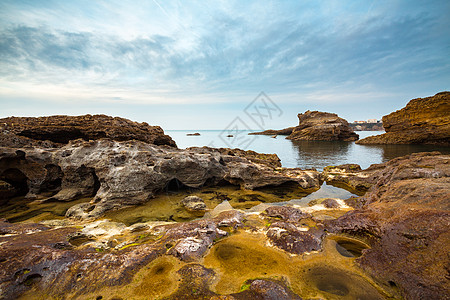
[182,195,207,211]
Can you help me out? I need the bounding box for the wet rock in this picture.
[181,195,206,212]
[0,180,16,201]
[326,152,450,299]
[322,164,376,194]
[163,264,217,299]
[357,92,450,145]
[164,211,242,261]
[266,221,324,254]
[0,219,49,235]
[321,198,340,209]
[263,206,310,222]
[0,114,176,147]
[287,111,358,141]
[232,279,302,300]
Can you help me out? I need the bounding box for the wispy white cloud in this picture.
[0,0,449,128]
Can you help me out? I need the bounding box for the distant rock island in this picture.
[357,92,450,145]
[250,110,359,141]
[349,122,383,131]
[0,114,177,148]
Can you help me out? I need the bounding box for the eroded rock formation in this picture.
[357,92,450,145]
[0,114,176,148]
[325,152,450,299]
[250,111,358,141]
[0,139,321,219]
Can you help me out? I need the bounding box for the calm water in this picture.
[167,130,450,170]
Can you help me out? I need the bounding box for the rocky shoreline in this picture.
[358,92,450,145]
[0,114,449,299]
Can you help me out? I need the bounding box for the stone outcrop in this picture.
[350,122,383,131]
[250,111,358,141]
[0,139,321,219]
[357,92,450,145]
[249,127,295,136]
[287,111,359,141]
[181,196,207,212]
[326,152,450,299]
[0,114,176,148]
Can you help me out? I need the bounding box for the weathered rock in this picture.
[0,211,243,299]
[232,279,303,300]
[0,140,320,218]
[181,195,207,212]
[357,92,450,145]
[212,147,281,168]
[326,152,450,299]
[250,111,359,142]
[322,163,378,195]
[321,198,340,208]
[266,221,324,254]
[0,114,176,147]
[287,111,359,141]
[0,180,16,201]
[263,206,311,222]
[186,132,201,136]
[164,211,243,262]
[249,127,295,136]
[350,122,384,131]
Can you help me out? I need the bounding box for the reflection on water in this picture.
[168,130,450,170]
[362,143,450,162]
[290,140,353,170]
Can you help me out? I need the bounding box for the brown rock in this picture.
[232,279,302,300]
[181,195,207,212]
[248,127,295,136]
[266,221,324,254]
[0,114,176,147]
[326,152,450,299]
[263,206,310,222]
[357,92,450,145]
[287,111,358,141]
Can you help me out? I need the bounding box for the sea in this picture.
[167,130,450,170]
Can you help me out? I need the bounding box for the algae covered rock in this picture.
[181,196,207,212]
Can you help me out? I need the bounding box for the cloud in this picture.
[0,0,449,127]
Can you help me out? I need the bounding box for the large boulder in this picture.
[357,92,450,145]
[0,114,176,148]
[326,152,450,299]
[287,111,359,141]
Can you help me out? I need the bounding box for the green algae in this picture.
[202,230,395,299]
[0,196,93,223]
[105,184,318,226]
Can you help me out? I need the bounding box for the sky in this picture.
[0,0,449,130]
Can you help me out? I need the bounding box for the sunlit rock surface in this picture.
[357,92,450,145]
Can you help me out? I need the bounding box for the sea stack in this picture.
[357,92,450,145]
[286,111,359,141]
